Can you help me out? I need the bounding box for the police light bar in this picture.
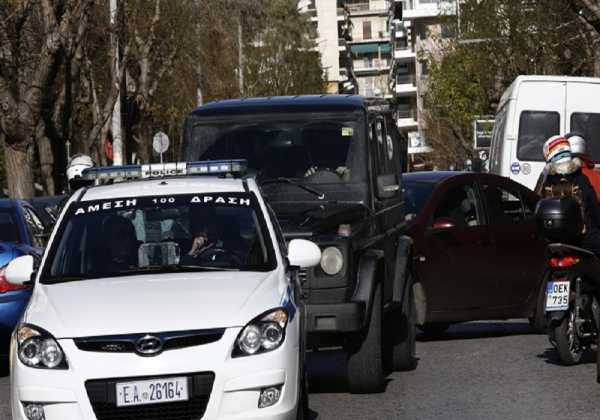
[80,160,247,181]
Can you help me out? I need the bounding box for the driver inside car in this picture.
[187,207,218,258]
[102,214,139,272]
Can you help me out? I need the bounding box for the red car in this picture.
[403,171,546,334]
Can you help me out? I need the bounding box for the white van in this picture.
[489,75,600,191]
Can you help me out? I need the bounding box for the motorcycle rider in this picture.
[567,132,600,202]
[66,154,95,193]
[539,135,600,255]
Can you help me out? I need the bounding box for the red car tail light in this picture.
[549,256,580,268]
[0,266,28,293]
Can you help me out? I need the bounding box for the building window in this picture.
[363,21,372,40]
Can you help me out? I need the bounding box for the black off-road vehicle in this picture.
[183,95,416,393]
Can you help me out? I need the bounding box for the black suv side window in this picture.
[384,116,401,175]
[371,116,390,177]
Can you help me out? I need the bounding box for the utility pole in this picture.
[238,14,244,95]
[110,0,123,165]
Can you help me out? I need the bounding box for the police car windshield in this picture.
[43,193,276,283]
[185,113,366,184]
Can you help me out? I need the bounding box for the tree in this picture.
[0,0,95,198]
[244,0,324,96]
[421,0,597,168]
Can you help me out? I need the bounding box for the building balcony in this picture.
[353,59,391,73]
[394,82,417,96]
[339,3,388,17]
[395,104,418,128]
[398,0,457,20]
[348,32,391,44]
[397,117,418,129]
[393,47,416,62]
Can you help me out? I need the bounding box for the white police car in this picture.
[5,160,321,420]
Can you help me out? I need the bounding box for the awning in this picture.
[351,42,391,55]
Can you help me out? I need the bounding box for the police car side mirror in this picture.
[377,174,400,199]
[5,255,35,286]
[288,239,321,269]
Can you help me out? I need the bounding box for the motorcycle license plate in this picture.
[545,280,570,312]
[116,377,188,407]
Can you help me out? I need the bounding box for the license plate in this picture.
[545,280,570,312]
[116,377,188,407]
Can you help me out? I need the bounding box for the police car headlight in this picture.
[320,246,344,275]
[16,324,67,369]
[233,309,288,357]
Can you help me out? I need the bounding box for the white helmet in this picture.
[66,154,94,182]
[566,132,586,155]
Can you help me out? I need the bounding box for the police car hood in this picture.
[25,271,283,338]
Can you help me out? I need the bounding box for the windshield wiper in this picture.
[260,177,326,200]
[43,274,98,284]
[119,265,240,274]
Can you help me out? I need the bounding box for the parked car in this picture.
[403,171,547,334]
[489,75,600,190]
[0,199,47,355]
[183,95,415,393]
[7,160,318,420]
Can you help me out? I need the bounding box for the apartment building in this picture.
[299,0,393,97]
[299,0,456,157]
[388,0,457,154]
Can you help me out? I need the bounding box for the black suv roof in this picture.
[189,95,380,117]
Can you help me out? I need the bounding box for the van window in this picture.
[517,111,560,162]
[571,113,600,162]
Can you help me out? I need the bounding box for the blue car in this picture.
[0,199,47,354]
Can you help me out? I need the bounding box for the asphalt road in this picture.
[1,320,599,420]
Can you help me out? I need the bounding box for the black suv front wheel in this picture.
[346,283,384,394]
[386,277,417,371]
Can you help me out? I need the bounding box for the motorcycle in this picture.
[536,196,600,381]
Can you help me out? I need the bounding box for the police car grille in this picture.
[85,372,214,420]
[75,329,225,354]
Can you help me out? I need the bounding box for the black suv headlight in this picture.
[320,246,344,275]
[232,308,288,357]
[15,324,68,369]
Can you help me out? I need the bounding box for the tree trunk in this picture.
[4,143,34,198]
[37,134,56,195]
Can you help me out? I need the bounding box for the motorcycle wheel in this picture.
[553,309,583,365]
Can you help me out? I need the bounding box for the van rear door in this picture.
[512,81,564,190]
[566,81,600,164]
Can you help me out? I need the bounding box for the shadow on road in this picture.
[417,320,537,342]
[537,347,597,366]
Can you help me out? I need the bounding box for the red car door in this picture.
[479,178,546,309]
[417,179,497,315]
